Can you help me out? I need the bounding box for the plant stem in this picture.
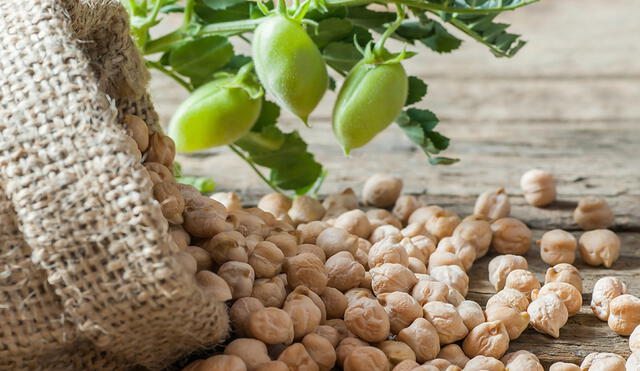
[323,0,538,14]
[183,0,194,24]
[229,145,282,193]
[146,60,193,91]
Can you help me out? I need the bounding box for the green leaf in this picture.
[405,76,428,106]
[311,18,353,49]
[407,0,538,14]
[346,6,395,30]
[270,153,323,190]
[252,100,281,132]
[169,36,233,80]
[194,2,252,23]
[328,76,336,91]
[429,157,460,165]
[223,54,252,72]
[447,13,526,57]
[176,176,216,193]
[396,18,462,53]
[200,0,245,10]
[160,4,184,13]
[323,42,362,74]
[396,108,458,164]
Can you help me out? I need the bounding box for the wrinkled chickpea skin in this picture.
[370,263,418,295]
[462,321,510,359]
[578,229,620,268]
[503,269,540,300]
[490,218,532,255]
[488,254,528,291]
[473,187,510,221]
[486,289,529,313]
[336,337,368,366]
[591,276,627,321]
[344,298,390,342]
[393,195,421,224]
[277,343,319,371]
[289,195,326,226]
[377,340,416,366]
[437,344,470,368]
[607,294,640,335]
[527,293,568,338]
[392,360,420,371]
[545,263,583,293]
[429,265,469,297]
[302,333,337,370]
[531,282,582,317]
[500,350,543,371]
[426,209,461,241]
[397,318,441,363]
[573,196,614,231]
[316,227,359,258]
[343,346,390,371]
[378,291,423,334]
[457,301,485,332]
[453,218,492,260]
[423,301,469,345]
[580,352,626,371]
[185,355,247,371]
[363,173,403,208]
[369,236,410,268]
[334,209,373,239]
[224,338,271,371]
[248,307,294,345]
[463,356,505,371]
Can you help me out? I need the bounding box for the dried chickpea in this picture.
[145,162,173,185]
[426,209,461,241]
[284,253,328,294]
[409,206,444,226]
[608,294,640,335]
[298,244,326,263]
[438,344,470,368]
[378,340,417,366]
[397,318,441,363]
[344,298,390,342]
[230,297,264,337]
[378,292,423,334]
[244,234,263,255]
[539,229,577,265]
[503,269,540,300]
[344,346,390,371]
[488,254,528,291]
[630,325,640,352]
[393,360,421,371]
[302,333,337,371]
[277,343,319,371]
[474,187,510,221]
[532,282,582,316]
[423,301,468,344]
[360,270,373,290]
[370,263,418,295]
[345,287,375,304]
[289,285,327,322]
[211,192,242,212]
[187,355,247,371]
[436,237,476,272]
[316,227,359,258]
[266,232,299,258]
[333,209,373,238]
[204,230,248,265]
[486,289,530,313]
[313,325,341,348]
[323,188,358,213]
[423,359,458,371]
[320,287,348,319]
[255,361,288,371]
[176,251,197,275]
[429,265,469,297]
[428,249,465,274]
[186,246,213,272]
[228,210,269,237]
[249,241,285,278]
[462,321,509,359]
[573,196,614,230]
[123,114,149,152]
[363,173,403,208]
[453,218,492,260]
[581,352,626,371]
[371,225,402,244]
[500,350,542,371]
[446,286,465,307]
[153,181,185,224]
[456,301,485,332]
[527,292,568,338]
[258,193,292,219]
[402,235,437,262]
[184,202,232,238]
[408,257,428,274]
[325,251,365,291]
[169,224,190,250]
[369,236,410,268]
[248,307,294,345]
[520,169,556,207]
[324,319,350,345]
[196,271,232,301]
[218,261,255,299]
[578,229,620,267]
[393,195,421,224]
[412,277,449,305]
[490,218,531,255]
[485,305,529,340]
[545,263,583,293]
[591,276,627,321]
[284,294,322,339]
[252,276,287,308]
[463,356,504,371]
[146,132,175,167]
[626,353,640,370]
[225,338,271,371]
[298,221,330,245]
[402,222,431,239]
[289,196,326,226]
[336,337,368,366]
[549,362,580,371]
[367,209,402,229]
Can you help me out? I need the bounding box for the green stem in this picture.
[323,0,538,14]
[374,4,405,56]
[183,0,194,24]
[228,145,282,193]
[146,60,193,91]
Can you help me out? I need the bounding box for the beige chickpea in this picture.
[249,241,285,278]
[397,318,441,363]
[446,286,465,307]
[453,218,493,260]
[428,250,465,273]
[527,292,568,338]
[608,294,640,335]
[436,237,476,272]
[579,229,620,268]
[218,261,255,299]
[313,325,341,348]
[345,287,375,305]
[188,355,247,371]
[284,294,322,339]
[423,359,459,371]
[500,350,542,371]
[573,196,614,231]
[227,210,269,238]
[532,282,582,316]
[393,360,421,371]
[408,257,428,274]
[423,301,468,345]
[412,277,450,305]
[355,238,372,268]
[485,305,529,340]
[225,338,271,371]
[626,352,640,371]
[196,271,232,301]
[486,289,530,313]
[369,236,410,268]
[520,169,556,207]
[252,276,287,308]
[176,251,197,275]
[393,195,421,224]
[549,362,580,371]
[277,343,319,371]
[204,231,248,265]
[169,224,190,250]
[334,209,373,238]
[503,269,540,300]
[378,340,416,366]
[545,263,583,293]
[287,286,327,323]
[367,209,402,229]
[146,132,175,167]
[299,244,326,263]
[581,352,626,371]
[153,181,185,224]
[258,193,292,219]
[371,225,402,244]
[320,287,348,320]
[284,253,328,294]
[123,114,149,152]
[456,301,485,332]
[488,254,528,291]
[336,337,369,366]
[325,251,365,291]
[402,222,432,239]
[344,298,390,342]
[490,218,531,255]
[324,319,350,345]
[289,196,326,226]
[302,333,337,371]
[402,235,437,262]
[248,307,294,345]
[255,361,288,371]
[409,206,444,226]
[462,321,509,359]
[370,263,418,295]
[591,276,627,321]
[187,245,213,272]
[344,346,390,371]
[144,162,172,186]
[266,232,299,257]
[426,209,461,241]
[474,187,510,221]
[211,192,242,212]
[429,265,469,297]
[316,227,359,258]
[378,292,423,334]
[363,173,403,208]
[630,325,640,352]
[230,297,265,337]
[360,271,373,290]
[539,229,577,265]
[298,221,330,245]
[323,188,358,219]
[463,356,504,371]
[437,344,470,368]
[245,234,263,255]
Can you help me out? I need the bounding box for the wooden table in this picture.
[150,0,640,366]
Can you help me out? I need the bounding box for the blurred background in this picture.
[151,0,640,204]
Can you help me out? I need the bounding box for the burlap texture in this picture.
[0,0,229,369]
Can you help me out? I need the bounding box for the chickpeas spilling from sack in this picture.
[121,120,634,371]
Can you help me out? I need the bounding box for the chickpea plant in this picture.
[123,0,536,194]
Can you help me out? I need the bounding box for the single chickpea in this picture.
[302,333,337,371]
[186,246,213,272]
[298,244,326,263]
[486,289,530,313]
[322,188,358,214]
[258,193,292,219]
[462,321,510,359]
[503,269,540,300]
[397,318,441,363]
[412,277,450,305]
[266,232,299,257]
[336,337,368,367]
[146,132,175,167]
[188,354,247,371]
[488,254,528,291]
[627,353,640,371]
[228,210,269,237]
[367,209,402,230]
[370,263,418,295]
[248,307,294,345]
[169,224,190,250]
[539,229,577,265]
[316,227,359,258]
[532,282,582,316]
[426,209,461,241]
[484,305,529,340]
[520,169,556,207]
[320,287,348,320]
[333,209,373,239]
[378,292,423,334]
[144,162,173,186]
[175,251,197,275]
[591,276,627,321]
[218,261,255,299]
[123,114,149,152]
[345,287,375,305]
[402,235,437,262]
[355,238,372,269]
[252,276,287,308]
[344,346,390,371]
[490,218,531,255]
[363,173,403,208]
[289,196,326,226]
[287,286,327,323]
[224,338,271,371]
[549,362,580,371]
[629,325,640,352]
[573,196,614,230]
[436,237,477,272]
[195,271,232,301]
[429,265,469,297]
[284,294,322,339]
[438,344,470,368]
[377,340,416,367]
[371,225,402,244]
[527,292,568,338]
[473,187,510,221]
[500,350,542,371]
[408,257,428,274]
[545,263,583,293]
[204,231,248,265]
[255,361,289,371]
[393,195,421,224]
[153,181,185,224]
[456,301,485,332]
[277,343,319,371]
[392,360,421,371]
[298,221,330,245]
[409,206,444,226]
[211,192,242,212]
[230,297,264,337]
[284,253,328,294]
[581,352,626,371]
[249,241,285,278]
[454,218,493,260]
[324,319,350,345]
[608,294,640,335]
[423,301,468,345]
[313,325,341,348]
[325,251,365,292]
[428,250,465,273]
[344,298,390,342]
[183,202,232,238]
[369,236,410,268]
[463,356,504,371]
[578,229,620,268]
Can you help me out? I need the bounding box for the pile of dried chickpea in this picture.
[122,116,640,371]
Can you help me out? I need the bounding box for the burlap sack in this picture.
[0,0,229,369]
